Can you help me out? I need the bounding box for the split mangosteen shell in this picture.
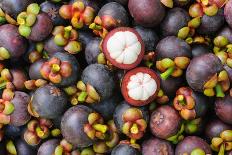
[102,27,145,70]
[121,67,160,106]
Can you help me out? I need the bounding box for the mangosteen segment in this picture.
[121,67,160,106]
[103,27,145,69]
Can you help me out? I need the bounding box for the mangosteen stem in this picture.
[218,143,225,155]
[160,67,175,80]
[52,64,60,73]
[130,123,139,134]
[177,95,186,105]
[89,23,102,31]
[93,124,108,133]
[78,92,88,102]
[36,127,45,138]
[215,84,225,98]
[64,26,72,39]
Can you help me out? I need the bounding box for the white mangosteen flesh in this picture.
[106,31,142,64]
[127,72,157,101]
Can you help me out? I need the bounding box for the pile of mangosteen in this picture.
[0,0,232,154]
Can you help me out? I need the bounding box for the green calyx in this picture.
[0,47,10,60]
[191,148,206,155]
[178,27,190,40]
[160,66,175,80]
[18,25,31,38]
[215,84,225,98]
[27,3,40,15]
[6,140,17,155]
[214,36,229,48]
[167,124,184,144]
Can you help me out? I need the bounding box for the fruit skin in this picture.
[85,37,101,64]
[186,53,223,92]
[113,101,149,133]
[37,139,59,155]
[28,13,53,42]
[29,60,45,80]
[160,7,190,37]
[111,143,141,155]
[0,24,28,59]
[81,64,115,100]
[150,105,181,139]
[217,26,232,43]
[156,36,192,60]
[40,1,66,26]
[5,125,25,138]
[191,44,210,57]
[142,137,174,155]
[10,69,28,91]
[50,52,80,87]
[44,37,64,55]
[10,91,31,126]
[205,119,232,140]
[175,136,212,155]
[197,9,224,35]
[31,84,68,119]
[61,105,94,148]
[128,0,165,27]
[121,67,160,106]
[90,93,123,120]
[225,0,232,29]
[215,94,232,124]
[102,27,145,70]
[15,139,37,155]
[134,25,159,52]
[0,0,33,19]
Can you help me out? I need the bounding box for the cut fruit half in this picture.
[102,27,145,69]
[121,67,160,106]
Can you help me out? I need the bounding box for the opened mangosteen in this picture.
[113,101,149,140]
[61,105,109,148]
[191,44,210,57]
[150,105,183,144]
[128,0,165,27]
[156,36,192,80]
[80,64,115,103]
[30,84,67,119]
[160,7,190,37]
[175,136,212,155]
[186,53,230,97]
[215,94,232,124]
[17,3,53,42]
[173,87,208,120]
[102,27,145,69]
[121,67,160,106]
[85,37,102,64]
[225,0,232,29]
[90,2,129,37]
[37,139,59,155]
[0,24,28,60]
[111,143,141,155]
[44,26,82,55]
[142,137,174,155]
[40,52,80,87]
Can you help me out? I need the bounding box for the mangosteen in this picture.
[197,9,224,35]
[85,37,102,64]
[0,24,28,60]
[113,101,149,140]
[29,60,45,80]
[128,0,165,27]
[142,137,174,155]
[175,136,212,155]
[17,3,53,42]
[9,91,31,126]
[81,64,115,102]
[225,0,232,29]
[121,67,160,106]
[0,0,34,19]
[173,87,209,120]
[102,27,145,69]
[40,52,80,87]
[111,143,141,155]
[31,84,68,119]
[205,119,232,140]
[160,7,190,37]
[90,2,129,37]
[10,69,28,90]
[186,53,230,97]
[90,93,123,120]
[61,105,107,148]
[150,105,182,143]
[37,139,59,155]
[156,36,192,80]
[217,26,232,43]
[191,44,210,57]
[134,25,159,52]
[15,139,37,155]
[40,1,66,25]
[215,94,232,124]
